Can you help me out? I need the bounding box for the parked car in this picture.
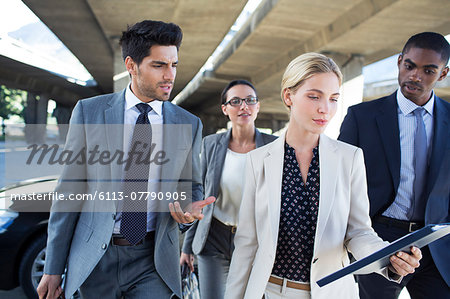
[0,176,195,299]
[0,177,56,299]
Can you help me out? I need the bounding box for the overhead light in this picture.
[113,71,129,81]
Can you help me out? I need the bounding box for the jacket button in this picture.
[112,213,116,220]
[102,243,107,250]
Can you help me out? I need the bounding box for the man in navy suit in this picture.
[37,20,214,299]
[339,32,449,298]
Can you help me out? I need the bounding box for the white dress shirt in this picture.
[113,85,163,233]
[213,149,247,226]
[382,89,434,220]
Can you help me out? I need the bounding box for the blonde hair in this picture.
[280,53,343,107]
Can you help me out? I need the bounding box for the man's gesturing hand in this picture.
[169,196,215,224]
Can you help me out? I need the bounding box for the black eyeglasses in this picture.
[224,96,259,107]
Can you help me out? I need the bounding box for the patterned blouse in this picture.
[271,142,320,282]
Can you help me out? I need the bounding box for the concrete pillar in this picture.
[199,114,228,136]
[36,94,49,124]
[53,102,72,142]
[271,119,287,133]
[112,38,130,92]
[324,54,365,139]
[24,92,36,124]
[24,93,48,144]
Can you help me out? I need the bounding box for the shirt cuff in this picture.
[178,220,197,232]
[382,266,403,283]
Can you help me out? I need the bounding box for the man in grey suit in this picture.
[37,20,214,299]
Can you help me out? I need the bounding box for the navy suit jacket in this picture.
[338,91,450,286]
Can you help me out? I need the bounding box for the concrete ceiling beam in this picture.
[172,0,279,106]
[0,55,99,106]
[252,0,400,85]
[23,0,114,93]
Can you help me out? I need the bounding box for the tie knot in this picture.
[136,103,152,114]
[413,107,425,118]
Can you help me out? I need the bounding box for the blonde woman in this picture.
[224,53,422,299]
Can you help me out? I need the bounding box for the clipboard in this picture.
[317,223,450,287]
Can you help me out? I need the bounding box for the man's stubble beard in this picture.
[135,67,171,101]
[136,78,169,102]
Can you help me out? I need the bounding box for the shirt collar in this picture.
[125,84,163,116]
[396,89,434,116]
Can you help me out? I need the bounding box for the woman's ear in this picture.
[282,88,292,107]
[221,104,228,116]
[255,101,260,114]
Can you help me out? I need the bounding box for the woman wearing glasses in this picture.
[224,53,422,299]
[180,79,276,299]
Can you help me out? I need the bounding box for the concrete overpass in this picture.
[2,0,449,136]
[0,54,100,106]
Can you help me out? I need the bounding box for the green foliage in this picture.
[0,85,25,120]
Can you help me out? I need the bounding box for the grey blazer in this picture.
[44,89,203,298]
[182,129,276,255]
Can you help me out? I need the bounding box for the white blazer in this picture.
[225,132,391,299]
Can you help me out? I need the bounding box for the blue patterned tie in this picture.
[411,107,427,220]
[120,103,152,245]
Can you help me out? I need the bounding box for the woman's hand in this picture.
[180,252,195,272]
[389,246,422,277]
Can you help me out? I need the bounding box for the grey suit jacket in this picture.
[182,129,276,255]
[44,89,203,298]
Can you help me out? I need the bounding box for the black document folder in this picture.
[317,223,450,287]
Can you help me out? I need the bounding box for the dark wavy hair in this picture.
[220,79,257,105]
[402,32,450,65]
[119,20,183,65]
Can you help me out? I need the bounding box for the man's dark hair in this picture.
[119,20,182,65]
[402,32,450,66]
[221,79,257,104]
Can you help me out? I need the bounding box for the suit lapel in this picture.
[427,97,449,194]
[213,128,265,198]
[265,132,285,252]
[255,129,264,147]
[160,101,188,182]
[104,91,125,184]
[314,135,338,247]
[375,93,401,190]
[158,102,191,235]
[212,131,231,197]
[162,100,179,125]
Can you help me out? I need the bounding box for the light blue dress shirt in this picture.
[382,89,434,220]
